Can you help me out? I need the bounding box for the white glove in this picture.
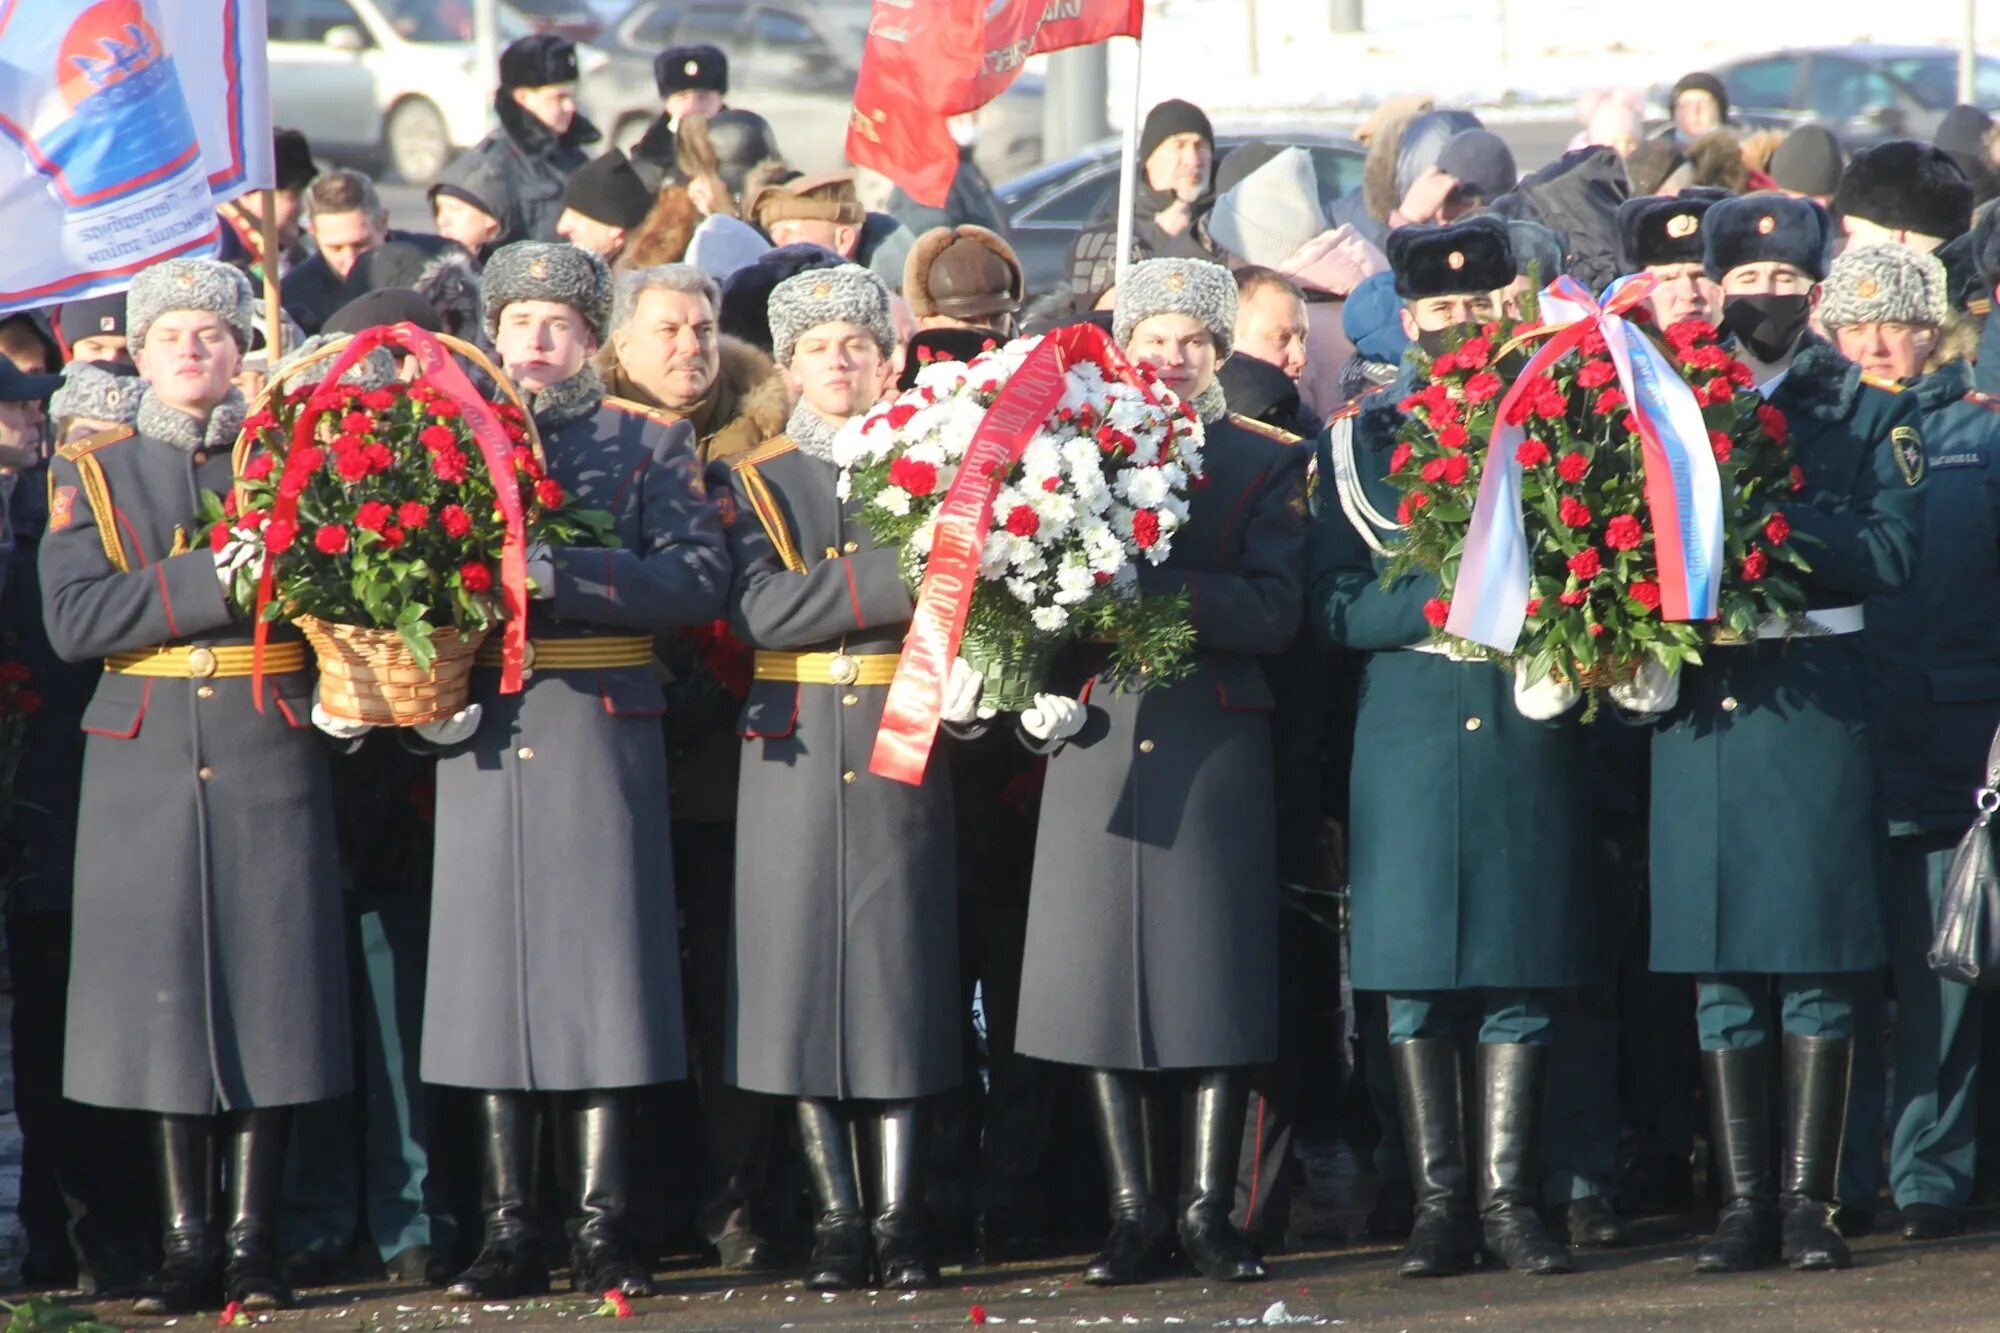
[941,657,991,724]
[1020,693,1085,743]
[525,541,556,601]
[1607,659,1681,716]
[214,530,260,590]
[311,701,374,740]
[1512,662,1582,721]
[414,703,482,746]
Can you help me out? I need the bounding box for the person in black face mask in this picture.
[1607,191,1929,1278]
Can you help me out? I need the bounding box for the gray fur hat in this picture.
[49,360,141,427]
[127,258,255,351]
[1113,257,1238,360]
[1819,242,1949,330]
[767,262,894,366]
[482,241,613,342]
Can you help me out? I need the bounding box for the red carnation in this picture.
[1041,476,1060,492]
[1525,597,1542,617]
[1421,458,1448,483]
[1763,512,1791,545]
[340,411,375,435]
[336,450,373,483]
[360,388,398,412]
[1709,430,1734,463]
[512,447,544,479]
[1556,452,1590,484]
[1605,514,1643,550]
[289,445,326,475]
[1757,403,1790,445]
[1443,453,1470,485]
[1665,319,1717,351]
[1397,498,1413,524]
[1568,546,1602,578]
[241,411,278,435]
[1133,509,1162,549]
[314,524,351,555]
[1742,549,1769,581]
[1789,464,1806,493]
[885,402,919,429]
[398,502,431,530]
[264,518,298,553]
[364,443,392,473]
[1390,442,1414,474]
[431,448,469,483]
[1579,328,1609,358]
[1455,335,1492,368]
[1515,438,1550,467]
[210,523,231,553]
[1438,423,1470,451]
[1464,370,1502,403]
[887,456,939,496]
[1588,623,1607,636]
[1558,496,1592,527]
[1409,490,1431,510]
[1577,359,1618,389]
[1422,596,1451,627]
[381,525,406,550]
[459,562,494,593]
[440,505,473,538]
[420,424,456,452]
[1701,377,1734,406]
[534,479,566,508]
[1592,386,1626,416]
[241,452,274,481]
[1005,504,1040,537]
[429,399,462,420]
[1430,350,1460,375]
[354,500,394,532]
[1559,588,1588,606]
[1725,359,1754,387]
[1628,580,1662,611]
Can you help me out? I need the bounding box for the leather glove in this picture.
[311,700,374,741]
[1512,661,1582,721]
[1607,659,1680,717]
[214,530,260,590]
[1020,693,1085,743]
[940,657,992,724]
[525,541,556,601]
[413,703,482,747]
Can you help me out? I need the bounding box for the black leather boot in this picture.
[869,1100,939,1289]
[1693,1048,1779,1274]
[1176,1069,1267,1281]
[222,1108,295,1309]
[1475,1044,1573,1275]
[448,1092,550,1301]
[797,1099,871,1290]
[1081,1069,1172,1286]
[1780,1034,1854,1271]
[1389,1039,1478,1278]
[132,1114,220,1315]
[568,1091,656,1299]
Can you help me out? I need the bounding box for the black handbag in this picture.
[1928,722,2000,987]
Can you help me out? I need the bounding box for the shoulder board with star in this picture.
[1965,389,2000,415]
[732,436,797,470]
[602,395,681,429]
[56,425,134,461]
[1226,412,1302,446]
[1325,383,1392,426]
[1859,372,1905,394]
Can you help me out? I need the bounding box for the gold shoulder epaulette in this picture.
[1970,296,1993,318]
[56,424,134,461]
[602,395,679,427]
[1859,372,1905,394]
[1227,412,1303,446]
[733,435,797,469]
[1325,382,1392,426]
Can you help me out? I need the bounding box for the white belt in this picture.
[1752,605,1864,640]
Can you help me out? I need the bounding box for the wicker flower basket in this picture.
[299,616,488,726]
[1571,655,1641,689]
[961,621,1061,715]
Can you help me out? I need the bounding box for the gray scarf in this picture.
[136,386,246,454]
[1193,380,1229,425]
[528,363,606,433]
[785,400,845,462]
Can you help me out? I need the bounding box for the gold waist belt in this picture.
[752,651,899,686]
[474,636,655,671]
[105,643,307,678]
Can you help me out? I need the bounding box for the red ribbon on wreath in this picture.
[251,322,531,706]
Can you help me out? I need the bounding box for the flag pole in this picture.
[1112,35,1144,283]
[258,189,284,364]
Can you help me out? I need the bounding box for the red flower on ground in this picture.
[1764,512,1791,545]
[354,500,394,532]
[1628,580,1662,611]
[460,562,494,593]
[1005,504,1040,537]
[1132,509,1161,549]
[1605,514,1644,550]
[1516,438,1550,467]
[1568,547,1602,578]
[1558,496,1592,527]
[1422,596,1451,627]
[1556,452,1590,484]
[314,524,351,555]
[440,505,473,538]
[1742,549,1769,581]
[398,502,431,530]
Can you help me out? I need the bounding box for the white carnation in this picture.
[1118,466,1170,509]
[1031,605,1070,633]
[874,488,911,517]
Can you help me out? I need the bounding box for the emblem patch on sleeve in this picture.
[1892,425,1926,487]
[48,486,76,532]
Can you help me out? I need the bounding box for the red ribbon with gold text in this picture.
[868,321,1174,785]
[252,322,531,706]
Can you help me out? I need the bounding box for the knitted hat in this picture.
[1138,99,1213,165]
[1112,257,1238,360]
[655,44,727,98]
[767,263,895,366]
[1671,72,1730,122]
[1207,148,1328,268]
[1835,140,1974,242]
[499,34,577,90]
[1617,188,1726,270]
[1343,270,1411,364]
[686,214,773,282]
[127,258,255,350]
[1386,215,1514,300]
[903,225,1024,322]
[1436,129,1518,204]
[1819,243,1948,331]
[1768,124,1846,198]
[481,241,613,341]
[53,293,126,355]
[47,358,137,423]
[1703,192,1835,282]
[562,149,653,230]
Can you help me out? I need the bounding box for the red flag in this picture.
[848,0,1143,207]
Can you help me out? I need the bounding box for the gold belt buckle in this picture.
[186,647,218,679]
[521,641,538,678]
[827,653,859,686]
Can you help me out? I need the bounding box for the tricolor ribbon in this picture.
[868,322,1173,785]
[251,322,531,706]
[1447,273,1724,652]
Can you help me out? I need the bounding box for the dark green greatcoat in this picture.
[1648,339,1927,975]
[1310,370,1595,993]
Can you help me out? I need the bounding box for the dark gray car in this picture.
[1703,45,2000,148]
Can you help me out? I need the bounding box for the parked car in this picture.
[595,0,1044,181]
[997,131,1367,300]
[1699,46,2000,147]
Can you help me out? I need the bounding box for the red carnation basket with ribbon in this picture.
[204,322,612,725]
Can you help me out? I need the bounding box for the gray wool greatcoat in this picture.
[1014,413,1311,1072]
[421,395,728,1092]
[40,419,350,1115]
[717,438,960,1101]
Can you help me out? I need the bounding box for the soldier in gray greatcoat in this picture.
[341,243,725,1302]
[999,259,1310,1287]
[715,264,957,1292]
[40,259,350,1315]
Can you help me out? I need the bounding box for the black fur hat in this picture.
[273,128,317,192]
[1702,192,1835,283]
[718,243,847,354]
[1833,139,1974,242]
[1386,216,1515,300]
[1617,187,1728,270]
[499,34,577,91]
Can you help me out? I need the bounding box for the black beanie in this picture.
[1671,72,1730,123]
[274,128,317,192]
[562,149,653,230]
[500,34,577,91]
[1139,99,1213,165]
[1767,124,1845,197]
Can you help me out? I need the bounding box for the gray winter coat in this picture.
[717,437,961,1101]
[1014,412,1310,1071]
[41,410,349,1114]
[421,386,728,1092]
